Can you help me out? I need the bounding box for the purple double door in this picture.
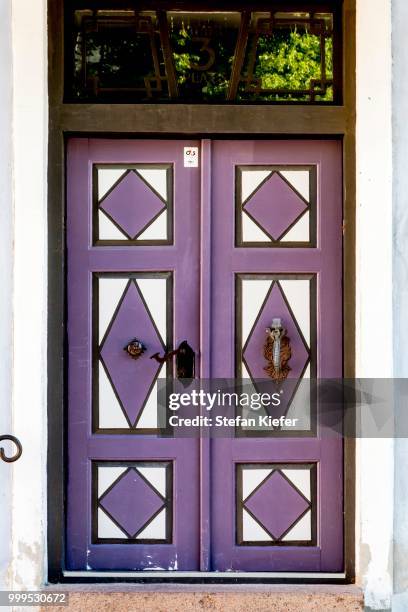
[67,138,343,573]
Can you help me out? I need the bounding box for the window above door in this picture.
[65,2,342,104]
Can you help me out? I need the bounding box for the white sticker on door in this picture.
[184,147,199,167]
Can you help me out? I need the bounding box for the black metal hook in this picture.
[0,435,23,463]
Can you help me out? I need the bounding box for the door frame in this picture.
[47,0,356,583]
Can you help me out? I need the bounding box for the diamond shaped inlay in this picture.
[243,282,309,381]
[244,470,309,539]
[100,170,166,239]
[100,281,164,427]
[243,172,307,241]
[100,469,164,537]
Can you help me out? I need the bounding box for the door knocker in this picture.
[124,339,146,360]
[264,318,292,382]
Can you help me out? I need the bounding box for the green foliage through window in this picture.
[70,9,336,103]
[239,26,333,101]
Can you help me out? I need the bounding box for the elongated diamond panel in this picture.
[99,280,165,427]
[237,276,315,432]
[243,281,309,381]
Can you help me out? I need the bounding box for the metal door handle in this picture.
[150,347,179,364]
[151,340,195,379]
[0,435,23,463]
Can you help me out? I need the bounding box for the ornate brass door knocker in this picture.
[264,318,292,382]
[124,339,146,360]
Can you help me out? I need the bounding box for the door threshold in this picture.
[64,571,346,579]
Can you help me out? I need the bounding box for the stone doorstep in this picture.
[41,585,364,611]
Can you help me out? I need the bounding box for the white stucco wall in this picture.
[0,0,402,610]
[9,0,48,592]
[0,0,14,592]
[392,0,408,610]
[355,0,394,609]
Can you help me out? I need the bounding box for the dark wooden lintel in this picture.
[56,103,350,135]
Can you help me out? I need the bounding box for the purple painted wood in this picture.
[67,138,343,573]
[99,469,164,537]
[99,281,163,426]
[245,471,310,539]
[243,282,309,380]
[210,140,343,572]
[99,171,165,239]
[199,140,212,571]
[67,139,201,571]
[244,172,307,240]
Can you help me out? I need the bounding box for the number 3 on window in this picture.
[190,37,216,72]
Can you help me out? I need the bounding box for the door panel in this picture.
[94,272,173,433]
[67,139,200,570]
[94,163,173,245]
[236,164,317,247]
[236,273,316,436]
[210,140,343,571]
[66,138,343,573]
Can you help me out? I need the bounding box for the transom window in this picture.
[65,3,342,104]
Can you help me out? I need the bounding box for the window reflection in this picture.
[238,12,334,102]
[69,7,339,103]
[73,11,168,100]
[168,12,240,101]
